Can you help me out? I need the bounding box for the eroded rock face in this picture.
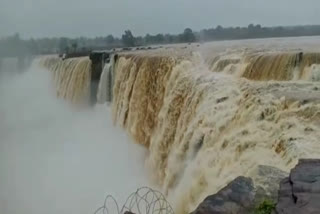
[275,159,320,214]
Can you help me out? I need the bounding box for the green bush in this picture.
[254,199,276,214]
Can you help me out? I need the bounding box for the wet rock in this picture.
[65,51,90,59]
[122,47,132,51]
[191,166,287,214]
[193,135,204,158]
[304,127,314,132]
[191,177,255,214]
[216,96,228,103]
[275,159,320,214]
[250,165,288,202]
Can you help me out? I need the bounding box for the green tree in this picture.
[181,28,196,43]
[71,42,78,52]
[248,24,255,31]
[106,35,115,44]
[216,25,223,31]
[135,36,144,46]
[27,39,39,54]
[10,33,21,42]
[121,30,135,47]
[65,46,70,54]
[59,38,68,53]
[145,34,152,44]
[155,34,165,43]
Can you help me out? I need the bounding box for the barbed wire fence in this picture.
[94,187,174,214]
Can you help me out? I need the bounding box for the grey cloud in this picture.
[0,0,319,38]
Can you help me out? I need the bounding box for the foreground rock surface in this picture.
[191,165,287,214]
[275,159,320,214]
[191,176,255,214]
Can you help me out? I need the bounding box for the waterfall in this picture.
[33,49,320,214]
[38,56,92,105]
[111,53,320,214]
[207,51,320,81]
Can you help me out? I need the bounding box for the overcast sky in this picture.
[0,0,319,38]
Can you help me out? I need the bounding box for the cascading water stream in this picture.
[38,56,92,105]
[111,52,320,214]
[97,60,114,104]
[206,51,320,81]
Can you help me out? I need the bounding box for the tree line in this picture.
[2,24,320,57]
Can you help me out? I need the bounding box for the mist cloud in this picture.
[0,64,149,214]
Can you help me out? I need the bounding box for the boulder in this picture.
[191,165,288,214]
[191,176,255,214]
[275,159,320,214]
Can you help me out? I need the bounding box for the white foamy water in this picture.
[0,65,149,214]
[97,63,111,104]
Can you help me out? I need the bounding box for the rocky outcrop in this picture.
[275,159,320,214]
[64,51,90,59]
[192,160,320,214]
[191,176,255,214]
[191,165,288,214]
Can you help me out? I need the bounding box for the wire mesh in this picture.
[94,187,174,214]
